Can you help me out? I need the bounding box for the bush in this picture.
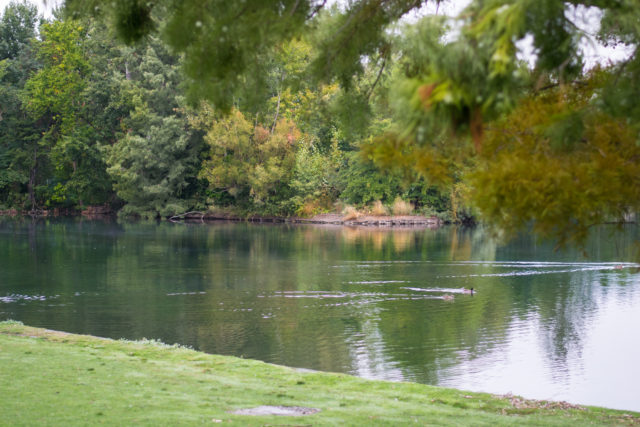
[297,199,330,217]
[342,205,361,221]
[392,197,413,215]
[370,200,388,216]
[289,139,342,216]
[337,152,404,206]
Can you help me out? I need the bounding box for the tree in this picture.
[0,0,38,59]
[375,6,640,244]
[67,1,640,244]
[194,106,301,215]
[20,18,118,209]
[64,0,422,108]
[103,36,202,218]
[471,72,640,247]
[288,138,342,215]
[0,1,41,209]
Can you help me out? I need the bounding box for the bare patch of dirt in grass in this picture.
[496,393,640,425]
[499,393,585,411]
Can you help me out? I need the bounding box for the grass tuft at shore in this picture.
[1,321,638,426]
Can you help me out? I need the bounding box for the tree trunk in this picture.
[28,145,37,211]
[271,71,286,133]
[271,90,281,134]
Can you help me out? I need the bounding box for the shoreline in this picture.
[196,212,443,228]
[1,209,444,228]
[1,321,638,425]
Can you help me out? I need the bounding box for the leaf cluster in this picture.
[196,107,301,212]
[471,75,640,247]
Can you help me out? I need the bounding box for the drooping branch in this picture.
[169,211,205,222]
[366,53,387,100]
[307,0,328,19]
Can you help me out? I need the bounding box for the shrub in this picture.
[370,200,388,216]
[298,200,323,217]
[342,205,361,221]
[333,200,346,214]
[337,152,404,205]
[392,197,413,216]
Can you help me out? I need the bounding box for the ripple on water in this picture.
[401,287,474,294]
[334,260,639,273]
[267,290,454,302]
[0,294,59,303]
[347,280,409,284]
[166,291,207,296]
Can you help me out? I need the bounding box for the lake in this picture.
[1,218,639,411]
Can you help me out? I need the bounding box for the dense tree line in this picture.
[0,1,456,220]
[4,0,640,247]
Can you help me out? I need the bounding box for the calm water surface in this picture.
[1,218,639,411]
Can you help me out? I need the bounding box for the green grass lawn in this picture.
[1,320,638,426]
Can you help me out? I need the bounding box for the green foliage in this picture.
[23,21,89,132]
[0,3,46,209]
[67,0,316,111]
[196,107,300,215]
[17,18,119,209]
[331,89,372,143]
[104,36,201,218]
[264,39,341,147]
[0,0,38,60]
[471,77,640,246]
[337,151,405,206]
[308,2,407,89]
[106,116,196,218]
[288,139,342,215]
[65,0,421,111]
[7,0,640,240]
[55,0,640,241]
[387,14,527,153]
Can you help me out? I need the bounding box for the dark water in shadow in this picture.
[1,218,639,411]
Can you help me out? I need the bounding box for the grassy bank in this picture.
[1,321,638,426]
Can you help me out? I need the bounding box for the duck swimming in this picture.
[462,288,474,295]
[442,294,455,301]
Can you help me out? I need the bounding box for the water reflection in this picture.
[1,218,639,410]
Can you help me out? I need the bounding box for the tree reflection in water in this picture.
[0,218,639,410]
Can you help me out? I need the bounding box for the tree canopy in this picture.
[70,0,639,244]
[2,0,639,246]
